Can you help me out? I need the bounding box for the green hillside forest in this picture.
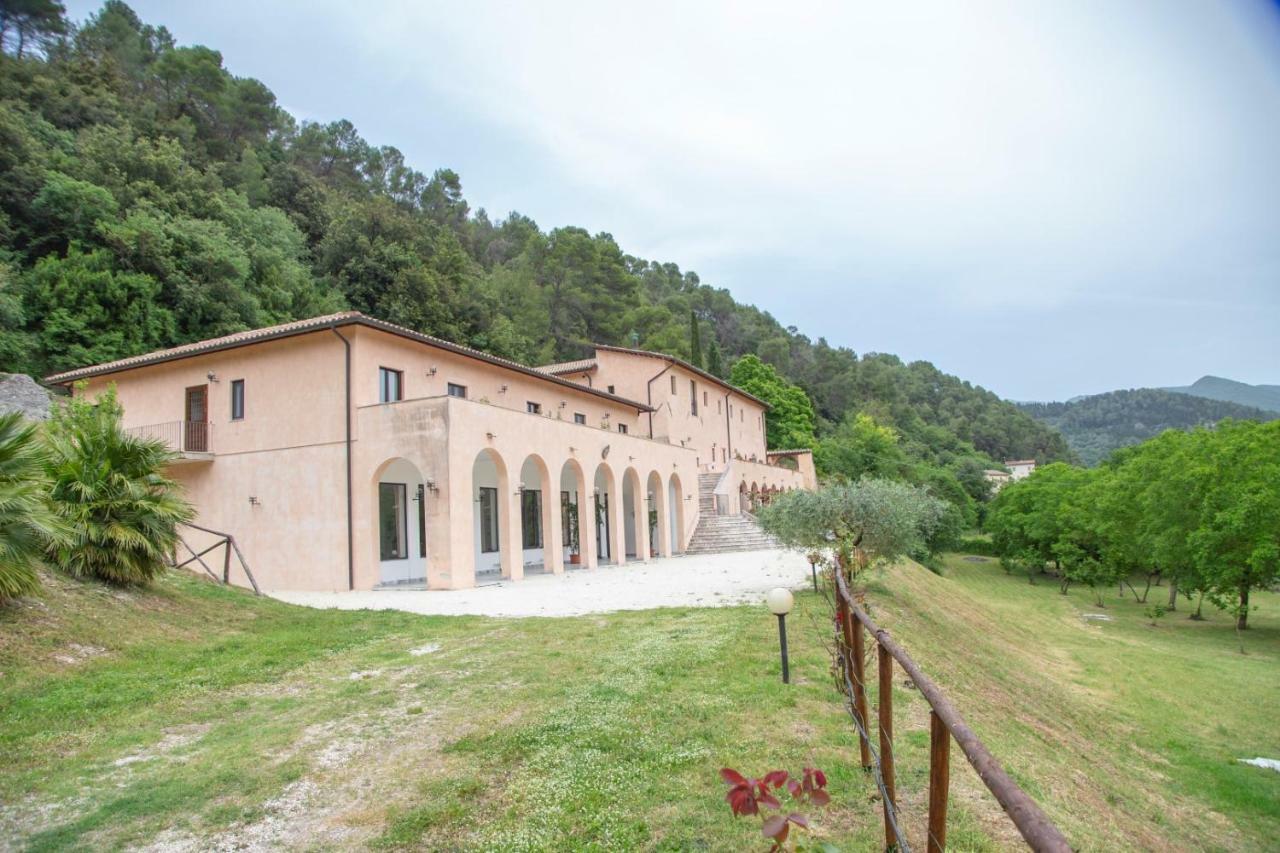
[1163,375,1280,413]
[0,1,1071,525]
[1018,388,1278,466]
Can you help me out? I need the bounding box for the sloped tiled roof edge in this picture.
[44,312,655,413]
[590,343,772,409]
[537,358,598,376]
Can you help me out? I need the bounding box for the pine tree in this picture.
[689,310,703,369]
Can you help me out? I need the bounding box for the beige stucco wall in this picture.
[80,332,352,590]
[585,349,769,469]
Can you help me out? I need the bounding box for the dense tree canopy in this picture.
[986,421,1280,627]
[1018,388,1277,466]
[1,2,1071,484]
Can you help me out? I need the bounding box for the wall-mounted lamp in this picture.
[207,372,220,383]
[558,401,567,409]
[569,446,576,454]
[486,432,496,440]
[602,412,611,420]
[427,366,438,376]
[425,479,438,493]
[515,486,525,496]
[248,496,260,506]
[499,384,509,394]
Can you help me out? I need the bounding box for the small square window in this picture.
[379,367,403,403]
[617,423,628,434]
[574,413,586,425]
[447,383,467,399]
[670,375,677,394]
[527,401,542,414]
[230,379,245,420]
[607,384,615,394]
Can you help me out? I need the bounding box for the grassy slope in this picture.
[0,561,1275,851]
[865,555,1279,852]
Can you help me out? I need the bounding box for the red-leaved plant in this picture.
[721,766,830,850]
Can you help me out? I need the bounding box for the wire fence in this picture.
[824,566,1071,852]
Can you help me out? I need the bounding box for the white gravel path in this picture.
[270,548,812,617]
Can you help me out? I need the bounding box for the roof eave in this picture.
[45,315,655,413]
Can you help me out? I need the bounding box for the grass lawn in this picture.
[0,557,1276,851]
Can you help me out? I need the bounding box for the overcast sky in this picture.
[67,1,1280,401]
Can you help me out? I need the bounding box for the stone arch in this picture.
[593,462,622,565]
[668,471,686,554]
[518,454,561,574]
[648,470,669,557]
[622,466,647,561]
[559,457,593,569]
[472,448,512,581]
[371,457,427,587]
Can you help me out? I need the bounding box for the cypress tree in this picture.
[689,310,703,369]
[706,338,723,377]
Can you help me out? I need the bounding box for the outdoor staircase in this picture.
[685,472,780,554]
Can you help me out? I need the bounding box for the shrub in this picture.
[955,536,997,556]
[44,388,193,585]
[0,412,65,601]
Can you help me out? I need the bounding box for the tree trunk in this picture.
[1167,579,1178,611]
[1191,591,1205,621]
[1238,584,1250,631]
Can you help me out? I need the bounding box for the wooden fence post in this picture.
[850,614,871,769]
[835,565,872,769]
[222,539,232,584]
[928,710,950,853]
[878,642,897,849]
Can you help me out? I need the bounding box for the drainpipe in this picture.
[330,326,354,591]
[644,360,677,439]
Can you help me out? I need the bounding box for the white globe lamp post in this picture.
[767,587,795,683]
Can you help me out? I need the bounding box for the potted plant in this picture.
[564,500,581,564]
[648,507,659,556]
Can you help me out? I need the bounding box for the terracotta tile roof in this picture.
[1003,459,1037,466]
[43,312,363,384]
[537,358,598,375]
[766,448,814,455]
[43,312,654,412]
[590,343,771,409]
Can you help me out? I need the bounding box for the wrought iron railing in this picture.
[126,420,211,453]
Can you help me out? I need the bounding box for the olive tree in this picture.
[758,479,949,584]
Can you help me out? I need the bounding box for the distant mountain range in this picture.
[1019,378,1278,466]
[1161,375,1280,413]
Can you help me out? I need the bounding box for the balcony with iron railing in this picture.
[125,420,214,462]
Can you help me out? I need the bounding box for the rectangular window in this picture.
[379,482,407,560]
[618,423,628,434]
[447,382,467,398]
[691,380,698,415]
[479,487,499,553]
[379,367,403,403]
[740,409,744,421]
[607,384,615,394]
[717,399,722,414]
[527,401,542,415]
[574,412,586,425]
[230,379,245,420]
[703,390,708,407]
[521,489,542,548]
[671,375,677,394]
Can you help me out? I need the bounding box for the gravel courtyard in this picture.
[271,548,812,617]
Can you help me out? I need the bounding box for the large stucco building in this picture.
[46,312,814,591]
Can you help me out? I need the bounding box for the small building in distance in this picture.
[1004,459,1037,481]
[983,469,1012,491]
